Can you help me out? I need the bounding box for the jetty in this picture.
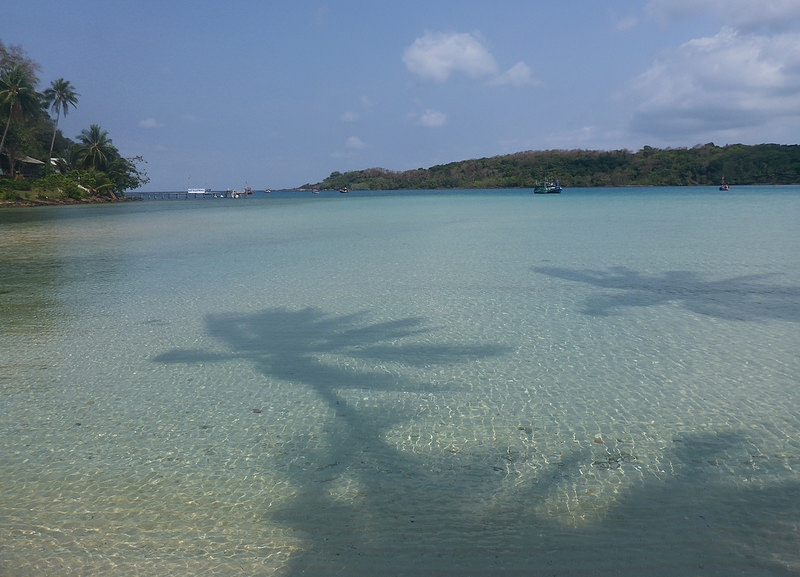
[126,188,251,200]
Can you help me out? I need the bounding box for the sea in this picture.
[1,186,798,576]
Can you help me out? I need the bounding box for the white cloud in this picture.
[403,31,498,82]
[341,111,359,122]
[404,31,534,87]
[491,61,534,86]
[416,109,447,128]
[139,117,163,129]
[345,136,365,149]
[624,26,800,141]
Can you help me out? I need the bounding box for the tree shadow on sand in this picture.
[154,307,799,575]
[533,265,800,321]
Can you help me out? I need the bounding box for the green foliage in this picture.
[1,40,148,196]
[34,172,85,199]
[0,63,42,156]
[308,144,800,190]
[105,155,150,193]
[0,177,31,200]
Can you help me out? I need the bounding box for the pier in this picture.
[126,189,251,200]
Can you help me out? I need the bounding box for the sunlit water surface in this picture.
[1,187,799,576]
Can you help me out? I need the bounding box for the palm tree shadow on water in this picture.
[533,265,800,322]
[155,307,799,576]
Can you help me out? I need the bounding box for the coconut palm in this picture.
[43,78,78,160]
[0,64,40,158]
[74,124,117,171]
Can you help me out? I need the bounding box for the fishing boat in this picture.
[339,186,350,194]
[534,179,561,194]
[719,177,730,191]
[546,179,563,194]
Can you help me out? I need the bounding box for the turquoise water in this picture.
[1,187,799,575]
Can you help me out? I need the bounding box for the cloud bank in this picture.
[625,2,800,143]
[645,0,800,31]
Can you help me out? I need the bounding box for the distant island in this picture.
[303,143,800,191]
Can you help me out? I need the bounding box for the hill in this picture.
[303,143,800,190]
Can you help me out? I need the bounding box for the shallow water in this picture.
[1,187,799,575]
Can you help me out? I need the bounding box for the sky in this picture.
[5,0,800,191]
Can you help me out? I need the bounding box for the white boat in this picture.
[546,180,563,193]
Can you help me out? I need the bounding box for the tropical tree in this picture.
[0,64,41,162]
[0,40,40,82]
[74,124,116,171]
[43,78,78,159]
[105,155,149,193]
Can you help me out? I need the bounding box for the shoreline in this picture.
[0,195,141,209]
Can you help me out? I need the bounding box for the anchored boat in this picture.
[534,179,562,194]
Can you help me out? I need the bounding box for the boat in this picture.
[546,180,563,194]
[533,179,562,194]
[339,186,350,194]
[719,177,730,191]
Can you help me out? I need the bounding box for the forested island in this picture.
[5,39,799,205]
[305,143,800,191]
[1,40,148,206]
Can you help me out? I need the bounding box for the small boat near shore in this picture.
[546,179,563,193]
[339,186,350,194]
[719,177,730,191]
[533,179,562,194]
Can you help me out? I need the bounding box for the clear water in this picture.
[1,187,799,576]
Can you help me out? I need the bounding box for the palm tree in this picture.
[74,124,117,171]
[0,64,40,160]
[43,78,78,160]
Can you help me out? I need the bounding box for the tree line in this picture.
[1,40,148,203]
[306,144,800,191]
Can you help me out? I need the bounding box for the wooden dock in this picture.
[126,190,251,200]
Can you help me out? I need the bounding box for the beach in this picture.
[1,187,798,575]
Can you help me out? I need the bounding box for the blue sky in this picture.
[6,0,800,191]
